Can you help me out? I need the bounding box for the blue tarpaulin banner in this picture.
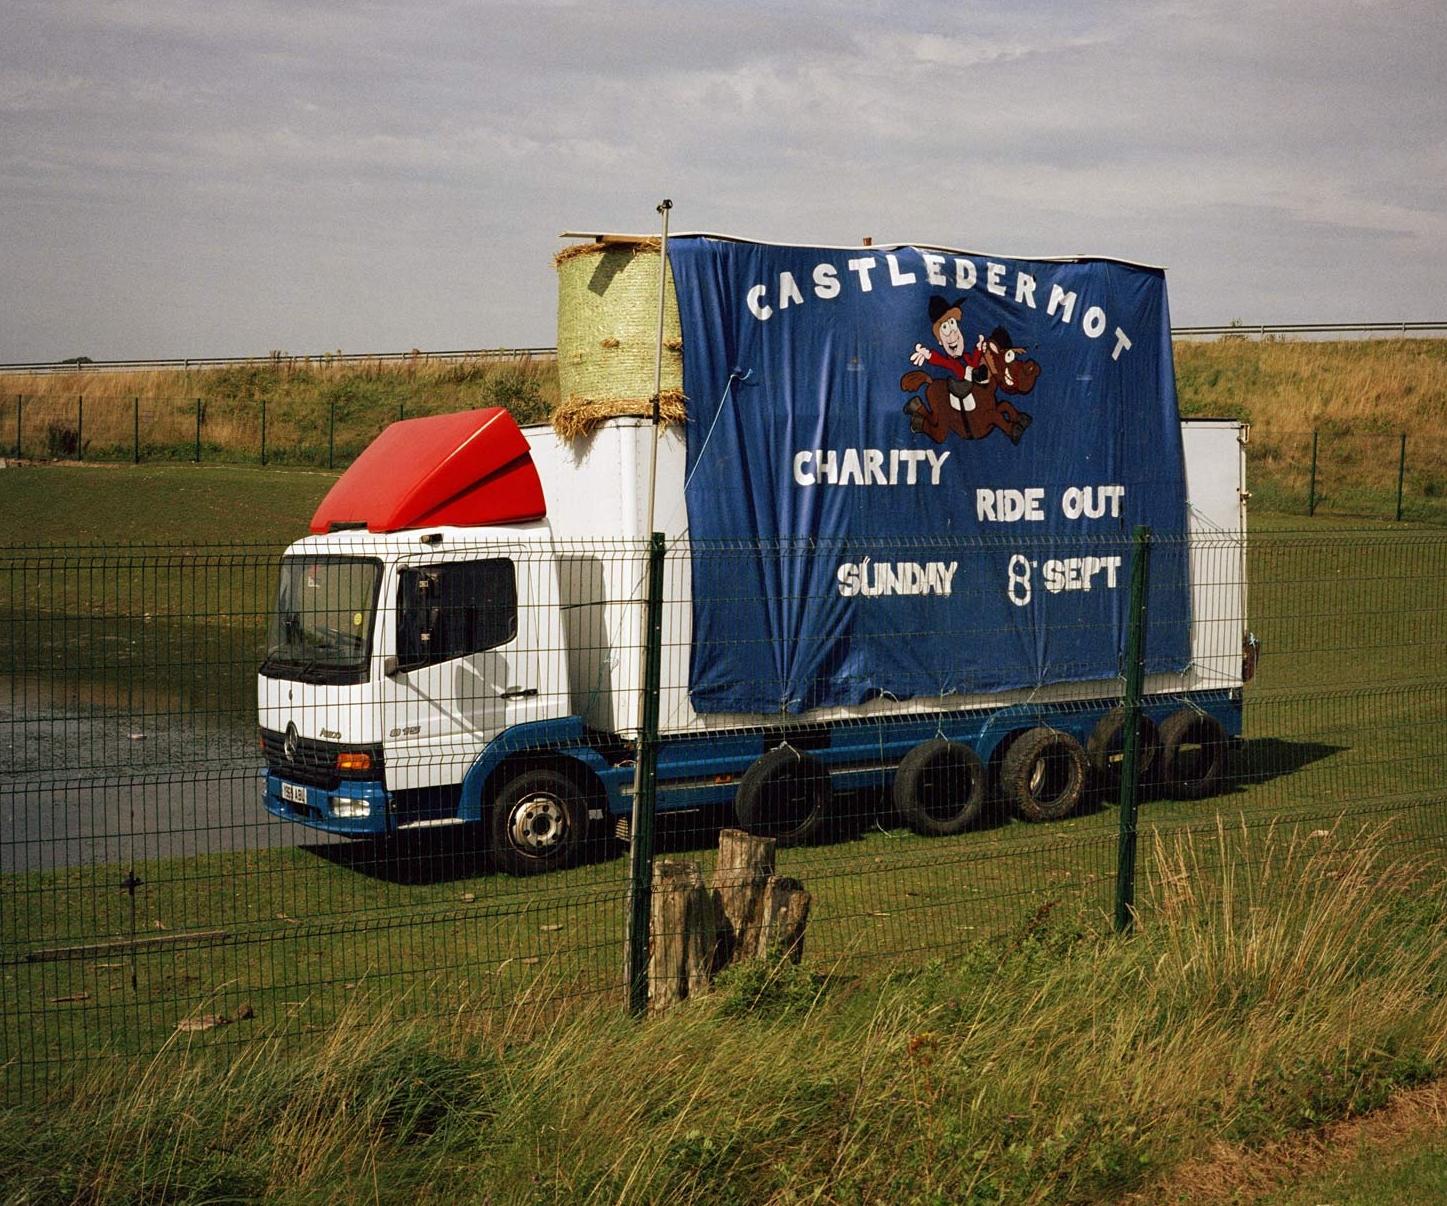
[667,236,1191,715]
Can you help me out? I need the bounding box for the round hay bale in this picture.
[554,240,685,436]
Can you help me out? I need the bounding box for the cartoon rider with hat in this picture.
[910,296,989,411]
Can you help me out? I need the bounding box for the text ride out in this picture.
[977,485,1126,522]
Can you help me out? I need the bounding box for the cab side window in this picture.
[396,559,517,670]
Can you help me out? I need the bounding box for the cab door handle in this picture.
[499,686,539,700]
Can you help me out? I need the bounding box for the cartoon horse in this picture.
[901,326,1041,445]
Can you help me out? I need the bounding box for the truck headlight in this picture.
[331,797,372,818]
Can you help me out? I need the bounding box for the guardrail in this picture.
[0,346,559,375]
[1171,321,1447,339]
[3,323,1445,375]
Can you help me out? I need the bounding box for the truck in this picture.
[259,406,1252,874]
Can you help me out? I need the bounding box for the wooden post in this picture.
[647,859,715,1012]
[711,828,776,966]
[758,875,811,964]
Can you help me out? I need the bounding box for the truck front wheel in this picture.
[894,739,985,836]
[490,766,590,875]
[1001,727,1088,822]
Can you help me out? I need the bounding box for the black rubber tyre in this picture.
[893,739,985,836]
[489,765,591,875]
[1156,710,1229,799]
[1085,707,1161,796]
[1000,727,1089,822]
[734,747,832,847]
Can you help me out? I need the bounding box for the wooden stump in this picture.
[647,829,812,1011]
[711,828,775,966]
[648,859,715,1012]
[758,875,811,964]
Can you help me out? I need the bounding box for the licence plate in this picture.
[280,782,307,805]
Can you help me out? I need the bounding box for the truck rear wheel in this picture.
[1001,727,1088,822]
[893,739,985,836]
[1086,707,1161,796]
[490,766,590,875]
[734,747,831,847]
[1156,710,1228,799]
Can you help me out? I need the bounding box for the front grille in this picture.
[261,729,384,790]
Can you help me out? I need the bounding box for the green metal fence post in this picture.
[133,397,140,464]
[1395,433,1407,522]
[398,400,405,423]
[1307,430,1319,516]
[194,399,202,463]
[77,396,84,461]
[1114,526,1153,935]
[625,531,667,1015]
[328,402,335,469]
[260,398,267,466]
[13,396,20,459]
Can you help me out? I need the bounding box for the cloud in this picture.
[1,0,1444,355]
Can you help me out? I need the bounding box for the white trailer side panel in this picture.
[524,418,1246,739]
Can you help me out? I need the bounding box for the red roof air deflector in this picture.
[309,408,546,534]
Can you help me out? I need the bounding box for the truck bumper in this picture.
[262,771,392,837]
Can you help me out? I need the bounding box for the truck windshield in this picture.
[261,556,382,685]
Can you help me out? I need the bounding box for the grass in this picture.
[0,355,557,469]
[1174,337,1447,521]
[2,479,1445,1082]
[3,824,1446,1202]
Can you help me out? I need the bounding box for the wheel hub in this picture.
[508,792,567,853]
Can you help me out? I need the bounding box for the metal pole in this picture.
[625,198,673,1016]
[626,532,667,1014]
[1114,526,1152,935]
[328,402,335,469]
[1395,433,1407,522]
[194,398,202,462]
[1307,430,1319,516]
[260,397,267,466]
[77,395,84,461]
[14,396,21,459]
[133,397,140,464]
[398,399,405,423]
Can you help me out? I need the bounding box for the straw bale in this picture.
[551,390,687,439]
[556,240,684,434]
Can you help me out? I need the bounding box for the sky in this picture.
[2,0,1444,361]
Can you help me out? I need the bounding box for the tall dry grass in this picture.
[0,355,560,464]
[1175,338,1447,513]
[4,821,1444,1202]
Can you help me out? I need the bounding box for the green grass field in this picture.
[2,462,1445,1200]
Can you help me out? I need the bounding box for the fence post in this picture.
[1395,433,1407,522]
[328,402,335,469]
[194,399,202,463]
[1114,526,1152,935]
[1307,430,1319,516]
[77,396,84,461]
[626,531,667,1015]
[260,398,267,466]
[133,397,140,464]
[13,396,20,459]
[398,400,405,423]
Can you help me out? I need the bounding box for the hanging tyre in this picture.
[1000,727,1088,822]
[490,765,591,875]
[893,738,985,836]
[734,746,832,847]
[1085,707,1161,796]
[1156,709,1228,799]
